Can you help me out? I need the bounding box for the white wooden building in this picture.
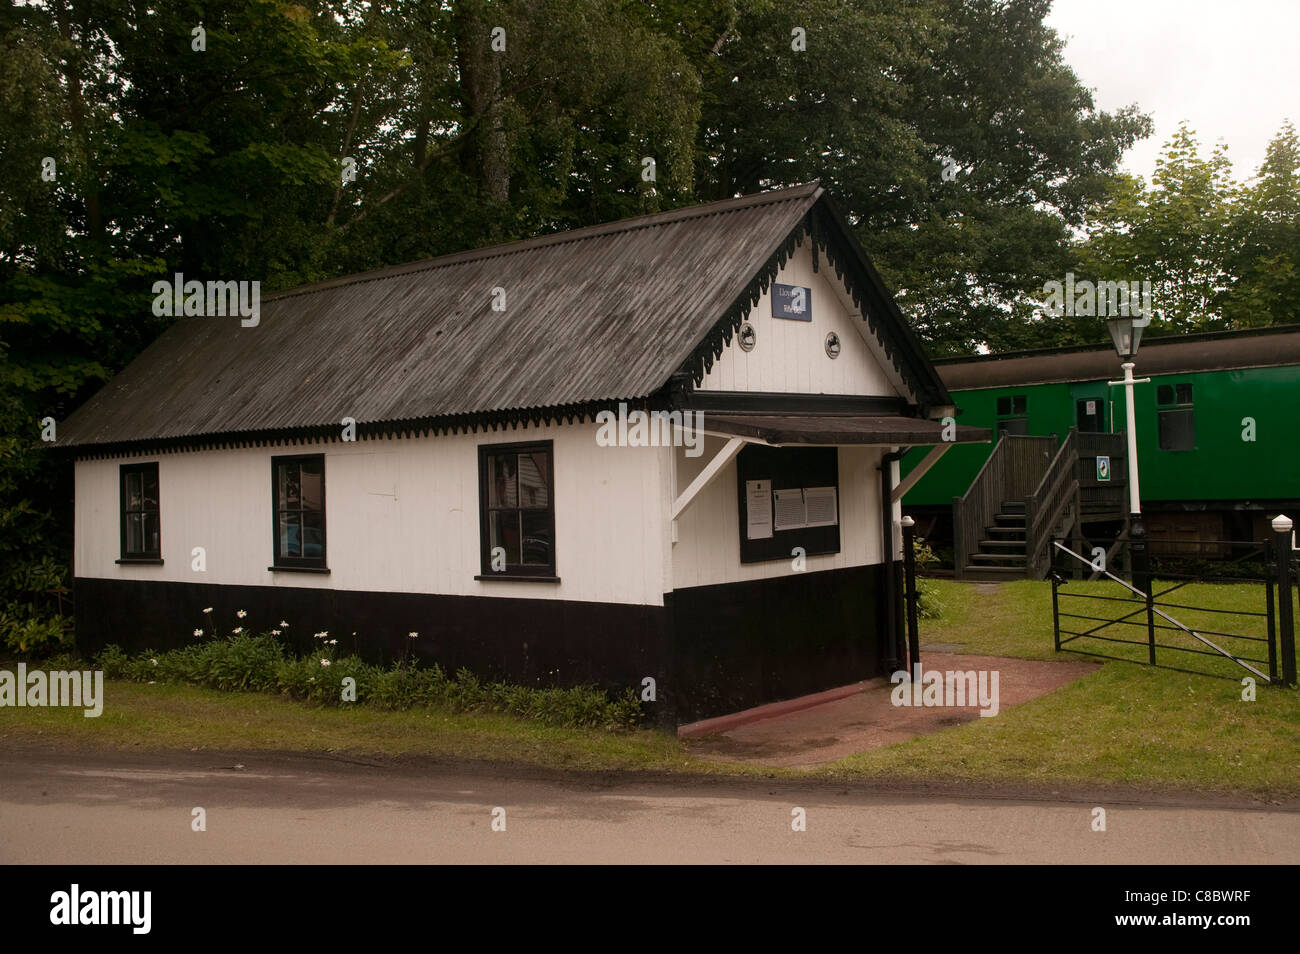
[59,183,988,723]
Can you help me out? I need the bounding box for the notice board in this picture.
[736,444,840,564]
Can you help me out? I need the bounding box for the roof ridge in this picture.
[265,181,823,302]
[932,322,1300,364]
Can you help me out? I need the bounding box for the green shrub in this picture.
[0,612,70,656]
[912,534,943,620]
[93,626,646,730]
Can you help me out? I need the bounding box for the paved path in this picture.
[2,748,1296,864]
[685,652,1100,767]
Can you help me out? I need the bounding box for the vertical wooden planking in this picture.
[698,241,899,398]
[73,421,668,607]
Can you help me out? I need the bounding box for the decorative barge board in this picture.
[57,182,990,726]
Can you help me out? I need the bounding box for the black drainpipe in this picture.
[880,448,909,675]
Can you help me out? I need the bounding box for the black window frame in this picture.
[1155,381,1196,452]
[118,461,162,563]
[996,393,1029,438]
[477,440,558,581]
[735,445,841,565]
[271,453,328,571]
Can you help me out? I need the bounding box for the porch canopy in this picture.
[702,413,990,446]
[670,412,991,522]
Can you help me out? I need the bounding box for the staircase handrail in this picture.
[953,434,1056,579]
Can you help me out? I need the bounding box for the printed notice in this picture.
[804,486,838,527]
[773,488,807,531]
[745,479,773,540]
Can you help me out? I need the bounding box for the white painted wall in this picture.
[698,238,912,401]
[668,436,885,591]
[75,420,669,606]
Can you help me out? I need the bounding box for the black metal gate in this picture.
[1049,530,1297,686]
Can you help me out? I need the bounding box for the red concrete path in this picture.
[682,653,1100,768]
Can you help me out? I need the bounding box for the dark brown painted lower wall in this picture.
[666,564,885,723]
[75,564,885,726]
[73,576,672,716]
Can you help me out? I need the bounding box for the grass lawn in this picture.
[2,577,1296,796]
[827,577,1299,797]
[0,678,715,774]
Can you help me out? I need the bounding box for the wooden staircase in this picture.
[966,499,1031,577]
[953,430,1128,581]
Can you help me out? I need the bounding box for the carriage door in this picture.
[1073,386,1108,433]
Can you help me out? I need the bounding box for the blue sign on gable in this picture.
[772,283,812,321]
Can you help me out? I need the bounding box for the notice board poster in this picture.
[745,480,773,540]
[736,445,840,564]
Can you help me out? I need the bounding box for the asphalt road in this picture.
[2,747,1297,864]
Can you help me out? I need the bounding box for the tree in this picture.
[1076,123,1239,334]
[690,0,1152,355]
[1220,121,1300,327]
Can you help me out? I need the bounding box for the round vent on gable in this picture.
[738,323,756,352]
[825,332,841,359]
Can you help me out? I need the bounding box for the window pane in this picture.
[279,464,300,508]
[996,397,1010,416]
[126,472,142,511]
[998,418,1030,438]
[300,461,323,511]
[1175,383,1193,405]
[1157,384,1173,405]
[302,511,324,558]
[1158,408,1195,451]
[1012,395,1027,414]
[489,510,521,565]
[518,452,549,508]
[143,513,160,554]
[126,513,144,554]
[520,510,552,566]
[489,454,518,508]
[142,469,159,510]
[279,511,301,558]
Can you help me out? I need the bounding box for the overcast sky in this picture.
[1045,0,1299,183]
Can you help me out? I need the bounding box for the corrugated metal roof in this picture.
[937,325,1300,390]
[57,182,950,449]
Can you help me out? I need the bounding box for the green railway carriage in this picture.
[902,325,1300,563]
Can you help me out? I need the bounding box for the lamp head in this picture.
[1105,316,1144,360]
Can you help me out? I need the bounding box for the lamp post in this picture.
[1106,316,1151,595]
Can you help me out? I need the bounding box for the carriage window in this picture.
[996,394,1029,437]
[1156,383,1195,451]
[272,455,327,569]
[119,462,161,561]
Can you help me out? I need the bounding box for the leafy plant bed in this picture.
[93,630,643,731]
